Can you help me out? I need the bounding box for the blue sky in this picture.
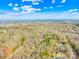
[0,0,79,20]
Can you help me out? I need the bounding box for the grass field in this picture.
[0,23,79,59]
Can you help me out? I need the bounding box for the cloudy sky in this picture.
[0,0,79,20]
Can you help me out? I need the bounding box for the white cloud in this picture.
[71,12,78,15]
[44,7,47,9]
[68,9,79,13]
[22,0,41,2]
[50,7,53,9]
[8,3,13,7]
[13,7,20,11]
[7,12,20,16]
[27,8,41,11]
[20,5,41,13]
[21,10,33,14]
[61,0,66,3]
[22,0,27,2]
[52,0,55,3]
[20,5,32,10]
[15,4,18,6]
[0,9,79,20]
[21,11,27,14]
[32,0,41,2]
[32,2,39,5]
[0,12,79,20]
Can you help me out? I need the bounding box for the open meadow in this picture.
[0,23,79,59]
